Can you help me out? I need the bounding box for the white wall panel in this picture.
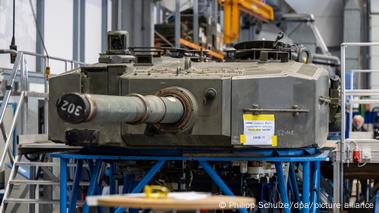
[85,0,102,63]
[45,0,73,74]
[0,0,36,70]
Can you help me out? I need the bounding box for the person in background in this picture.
[352,115,367,131]
[351,114,370,207]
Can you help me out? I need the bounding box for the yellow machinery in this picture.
[219,0,274,44]
[179,38,225,60]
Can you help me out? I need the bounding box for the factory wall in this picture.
[370,0,379,91]
[0,0,105,75]
[0,0,36,70]
[45,0,74,74]
[0,0,107,136]
[285,0,343,49]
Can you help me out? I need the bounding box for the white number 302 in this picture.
[60,100,83,116]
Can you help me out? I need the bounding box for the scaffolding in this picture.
[337,42,379,213]
[0,49,84,213]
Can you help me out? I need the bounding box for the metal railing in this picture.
[336,42,379,213]
[0,51,28,169]
[0,49,84,170]
[0,50,84,213]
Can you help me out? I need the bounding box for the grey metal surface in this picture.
[230,64,329,147]
[48,64,131,145]
[49,55,329,148]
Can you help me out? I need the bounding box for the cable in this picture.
[9,0,17,63]
[11,0,15,46]
[28,0,50,65]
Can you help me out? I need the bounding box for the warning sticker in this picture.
[240,114,277,146]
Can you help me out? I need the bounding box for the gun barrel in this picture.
[56,93,184,124]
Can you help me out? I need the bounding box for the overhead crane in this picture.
[219,0,275,44]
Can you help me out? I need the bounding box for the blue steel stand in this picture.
[50,148,330,213]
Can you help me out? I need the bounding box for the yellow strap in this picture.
[271,135,278,147]
[243,114,274,121]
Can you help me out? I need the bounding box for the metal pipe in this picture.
[114,160,166,213]
[59,158,68,213]
[0,52,23,126]
[345,89,379,96]
[349,71,353,134]
[56,93,185,124]
[274,162,290,213]
[0,155,21,212]
[289,163,300,203]
[351,69,379,73]
[193,0,199,44]
[175,0,181,48]
[349,99,379,104]
[342,42,379,46]
[0,49,17,54]
[22,50,85,65]
[310,161,319,213]
[0,49,84,65]
[43,59,49,133]
[69,159,83,213]
[302,161,310,213]
[375,190,379,213]
[336,44,346,212]
[82,160,102,213]
[0,92,25,170]
[21,56,28,135]
[312,53,340,65]
[199,160,249,213]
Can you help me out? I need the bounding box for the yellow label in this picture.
[243,114,275,121]
[271,135,278,147]
[240,134,246,144]
[242,114,275,146]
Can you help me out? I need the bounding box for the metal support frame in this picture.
[51,148,330,213]
[199,160,248,213]
[82,160,103,212]
[101,0,108,52]
[35,0,45,72]
[338,42,379,213]
[0,49,85,213]
[175,0,181,48]
[289,163,300,203]
[73,0,86,64]
[193,0,199,44]
[69,160,83,213]
[376,190,379,213]
[302,161,310,212]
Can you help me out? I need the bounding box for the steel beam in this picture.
[175,0,181,48]
[302,161,310,213]
[199,160,248,213]
[275,162,290,213]
[35,0,44,73]
[59,158,68,213]
[101,0,108,52]
[193,0,199,44]
[82,160,103,213]
[69,160,83,213]
[73,0,85,64]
